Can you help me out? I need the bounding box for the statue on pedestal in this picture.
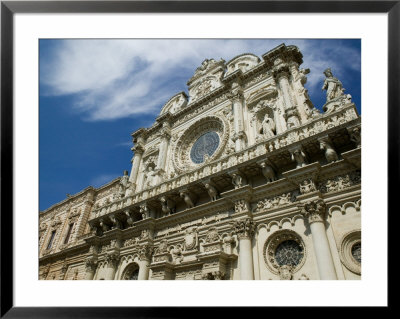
[322,68,343,102]
[259,113,276,138]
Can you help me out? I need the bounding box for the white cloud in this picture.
[40,39,360,121]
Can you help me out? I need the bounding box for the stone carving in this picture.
[139,204,150,219]
[171,246,183,264]
[157,238,168,254]
[284,107,301,129]
[322,68,343,102]
[319,171,360,193]
[260,161,277,183]
[259,113,276,138]
[180,190,195,209]
[254,192,294,212]
[183,227,198,251]
[299,179,317,194]
[279,265,293,280]
[205,228,220,243]
[302,199,326,223]
[144,165,157,189]
[118,170,130,198]
[139,244,154,261]
[204,183,218,201]
[223,235,235,254]
[322,68,352,113]
[231,173,247,189]
[202,271,225,280]
[319,138,339,163]
[348,126,361,148]
[99,218,109,232]
[160,196,175,216]
[123,237,139,247]
[234,199,249,214]
[298,274,309,280]
[290,148,307,168]
[232,218,255,239]
[109,214,121,229]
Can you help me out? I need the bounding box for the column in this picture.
[105,253,119,280]
[138,244,153,280]
[303,199,337,280]
[84,258,97,280]
[156,123,171,183]
[273,66,294,111]
[129,144,144,186]
[232,218,255,280]
[229,85,246,152]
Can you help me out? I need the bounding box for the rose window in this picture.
[274,240,304,267]
[351,242,361,264]
[190,131,220,164]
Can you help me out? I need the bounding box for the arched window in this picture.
[122,263,140,280]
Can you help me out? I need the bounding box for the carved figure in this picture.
[231,173,246,189]
[205,228,220,243]
[279,265,293,280]
[291,149,307,168]
[160,196,175,216]
[322,68,343,102]
[349,127,361,148]
[139,204,150,219]
[144,165,157,189]
[259,113,276,138]
[320,140,339,163]
[204,183,218,201]
[300,179,317,194]
[325,179,337,192]
[180,191,195,209]
[171,246,183,264]
[118,170,130,198]
[260,162,277,183]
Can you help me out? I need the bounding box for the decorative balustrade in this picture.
[89,104,359,222]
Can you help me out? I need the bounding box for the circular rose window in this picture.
[190,131,220,164]
[274,240,304,267]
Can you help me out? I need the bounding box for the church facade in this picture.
[39,43,361,280]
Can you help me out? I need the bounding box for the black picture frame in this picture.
[1,1,396,317]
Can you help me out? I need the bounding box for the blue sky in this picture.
[39,39,361,211]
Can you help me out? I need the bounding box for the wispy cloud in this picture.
[90,174,119,188]
[40,39,360,121]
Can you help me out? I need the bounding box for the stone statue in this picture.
[160,196,175,216]
[300,179,317,194]
[322,68,343,102]
[232,173,246,189]
[145,165,157,189]
[320,140,339,163]
[204,183,218,201]
[291,148,307,168]
[259,113,276,138]
[118,170,130,198]
[180,191,195,209]
[260,162,277,183]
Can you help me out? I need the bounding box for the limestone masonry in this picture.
[39,44,361,280]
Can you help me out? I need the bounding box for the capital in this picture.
[301,199,326,223]
[232,218,255,239]
[105,252,120,268]
[139,244,154,261]
[85,257,98,272]
[132,144,145,155]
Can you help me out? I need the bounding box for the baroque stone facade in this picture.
[39,44,361,280]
